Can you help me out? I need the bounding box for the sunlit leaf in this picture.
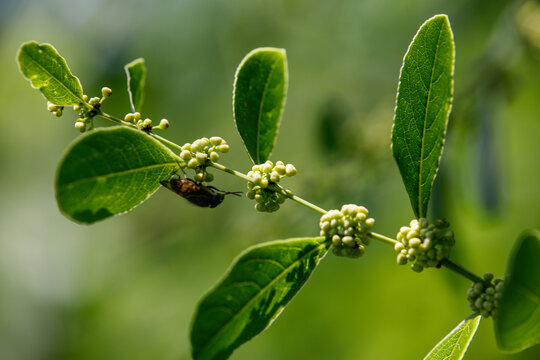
[17,41,84,105]
[424,314,481,360]
[56,126,180,224]
[125,58,146,112]
[233,47,288,164]
[495,230,540,352]
[391,15,454,218]
[191,237,330,360]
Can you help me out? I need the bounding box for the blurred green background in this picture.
[1,0,540,359]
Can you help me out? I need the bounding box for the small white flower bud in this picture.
[397,253,408,265]
[285,164,297,176]
[270,171,280,183]
[101,87,112,98]
[409,238,421,248]
[75,122,85,132]
[210,136,222,146]
[159,119,170,129]
[210,151,220,162]
[262,162,273,173]
[187,158,199,169]
[194,172,205,182]
[196,152,208,164]
[274,164,286,175]
[218,144,229,153]
[342,236,355,247]
[180,150,192,160]
[365,218,375,228]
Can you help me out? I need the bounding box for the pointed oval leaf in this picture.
[233,48,288,164]
[424,314,481,360]
[495,229,540,352]
[191,237,330,360]
[17,41,84,105]
[56,127,180,224]
[125,58,146,112]
[391,15,455,218]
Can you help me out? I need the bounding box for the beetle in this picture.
[160,176,241,208]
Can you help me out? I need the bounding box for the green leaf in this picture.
[125,58,146,112]
[191,237,330,360]
[56,126,180,224]
[233,48,288,164]
[495,229,540,353]
[424,314,481,360]
[391,15,455,218]
[17,41,84,105]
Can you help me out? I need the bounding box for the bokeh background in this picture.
[1,0,540,359]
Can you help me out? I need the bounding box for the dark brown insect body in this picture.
[160,177,241,208]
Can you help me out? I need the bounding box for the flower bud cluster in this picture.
[123,112,169,131]
[47,101,64,117]
[467,273,504,318]
[319,204,375,258]
[72,88,112,132]
[178,137,229,182]
[246,161,296,212]
[394,218,455,272]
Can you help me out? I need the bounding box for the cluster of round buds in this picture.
[467,273,504,318]
[124,112,169,131]
[246,161,297,212]
[178,137,229,182]
[394,218,455,272]
[320,204,375,258]
[71,88,113,132]
[47,101,64,117]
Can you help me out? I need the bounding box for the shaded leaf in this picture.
[56,126,180,224]
[391,15,455,218]
[191,237,330,360]
[424,314,481,360]
[17,41,84,105]
[495,229,540,352]
[125,58,146,112]
[233,48,288,164]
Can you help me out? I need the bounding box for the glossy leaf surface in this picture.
[191,237,330,360]
[495,230,540,352]
[424,314,481,360]
[125,58,146,112]
[56,127,179,224]
[392,15,454,218]
[17,41,84,105]
[233,48,288,164]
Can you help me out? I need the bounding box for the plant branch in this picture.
[367,232,398,246]
[440,258,485,284]
[94,109,486,286]
[97,111,135,127]
[212,163,328,215]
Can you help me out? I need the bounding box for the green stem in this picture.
[211,162,252,182]
[212,163,328,215]
[150,133,183,152]
[282,192,327,215]
[367,232,398,246]
[440,258,485,284]
[90,107,488,286]
[98,111,183,152]
[97,111,136,127]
